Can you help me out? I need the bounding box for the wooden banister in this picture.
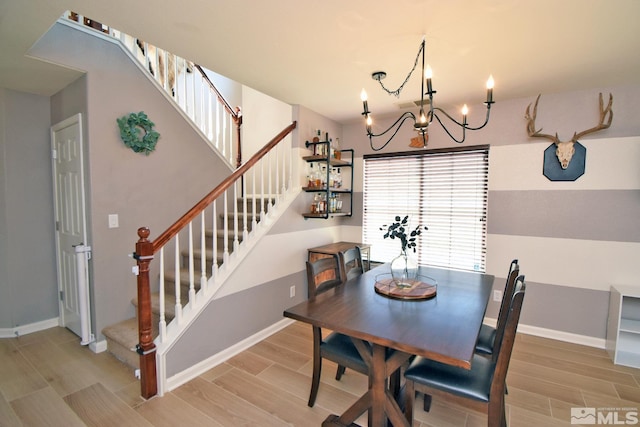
[194,65,244,168]
[194,65,238,119]
[151,121,296,251]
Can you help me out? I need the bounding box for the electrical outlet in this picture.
[493,290,503,302]
[290,285,296,298]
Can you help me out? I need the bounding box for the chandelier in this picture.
[360,37,495,151]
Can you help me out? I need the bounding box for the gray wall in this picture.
[0,88,58,329]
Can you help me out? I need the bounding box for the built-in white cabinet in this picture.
[606,285,640,368]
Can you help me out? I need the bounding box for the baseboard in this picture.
[0,317,60,338]
[164,318,294,392]
[484,317,606,349]
[90,339,108,353]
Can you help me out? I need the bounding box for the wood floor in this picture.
[1,322,639,426]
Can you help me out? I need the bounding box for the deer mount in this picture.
[525,93,613,181]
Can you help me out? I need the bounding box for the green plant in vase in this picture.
[380,215,427,288]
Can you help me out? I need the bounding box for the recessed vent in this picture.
[396,99,431,109]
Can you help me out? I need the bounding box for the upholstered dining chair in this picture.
[475,259,519,356]
[403,275,527,427]
[305,255,399,407]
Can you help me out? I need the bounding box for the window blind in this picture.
[363,146,489,272]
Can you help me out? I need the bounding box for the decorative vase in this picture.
[390,250,418,288]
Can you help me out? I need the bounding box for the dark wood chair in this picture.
[475,259,519,355]
[305,254,399,407]
[404,275,527,427]
[339,246,364,282]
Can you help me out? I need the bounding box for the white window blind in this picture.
[363,146,489,272]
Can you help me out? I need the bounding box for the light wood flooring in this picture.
[1,321,639,426]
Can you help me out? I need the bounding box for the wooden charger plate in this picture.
[374,274,437,300]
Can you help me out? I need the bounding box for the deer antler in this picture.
[572,93,613,141]
[525,94,559,143]
[524,92,614,170]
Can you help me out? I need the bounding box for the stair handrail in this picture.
[134,120,296,398]
[194,64,243,168]
[152,121,296,251]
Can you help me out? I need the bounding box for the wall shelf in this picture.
[302,140,353,219]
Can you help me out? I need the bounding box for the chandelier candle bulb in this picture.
[486,75,494,103]
[360,89,369,113]
[425,65,433,94]
[462,104,468,125]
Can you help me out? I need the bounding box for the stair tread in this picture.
[102,317,139,348]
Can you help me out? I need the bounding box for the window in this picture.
[362,146,489,272]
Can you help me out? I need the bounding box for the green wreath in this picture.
[117,111,160,155]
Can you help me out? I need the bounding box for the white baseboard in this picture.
[90,339,108,353]
[0,317,60,338]
[164,318,295,392]
[484,317,606,349]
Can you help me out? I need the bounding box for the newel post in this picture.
[134,227,157,398]
[235,106,243,169]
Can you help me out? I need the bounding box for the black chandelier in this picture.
[361,37,495,151]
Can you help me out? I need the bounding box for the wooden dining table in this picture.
[283,263,494,427]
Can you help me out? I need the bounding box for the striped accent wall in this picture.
[486,136,640,341]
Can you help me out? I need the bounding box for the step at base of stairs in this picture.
[102,318,141,370]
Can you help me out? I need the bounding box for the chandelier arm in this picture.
[432,105,492,131]
[368,112,417,151]
[463,106,493,131]
[431,111,466,144]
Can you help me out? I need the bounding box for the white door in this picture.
[51,113,90,340]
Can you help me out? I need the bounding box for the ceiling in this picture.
[1,0,639,124]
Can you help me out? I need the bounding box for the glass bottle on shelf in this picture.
[318,193,327,214]
[313,129,322,155]
[307,163,315,188]
[334,137,341,160]
[313,165,321,188]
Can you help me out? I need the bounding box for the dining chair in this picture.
[306,255,344,297]
[305,255,399,407]
[339,246,364,282]
[475,259,519,356]
[403,275,526,427]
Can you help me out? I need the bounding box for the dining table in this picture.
[283,263,494,427]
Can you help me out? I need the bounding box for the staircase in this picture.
[102,197,269,370]
[64,12,298,397]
